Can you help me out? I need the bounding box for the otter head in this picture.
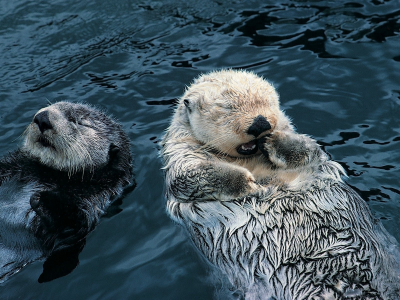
[179,69,291,158]
[22,102,128,174]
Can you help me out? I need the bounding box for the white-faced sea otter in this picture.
[161,69,400,299]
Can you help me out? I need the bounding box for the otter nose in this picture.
[247,115,271,137]
[34,111,53,133]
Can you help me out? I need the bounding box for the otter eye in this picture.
[77,118,93,128]
[66,115,76,123]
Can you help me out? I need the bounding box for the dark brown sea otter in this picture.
[0,101,133,283]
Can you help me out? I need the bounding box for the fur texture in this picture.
[0,102,133,283]
[161,70,400,299]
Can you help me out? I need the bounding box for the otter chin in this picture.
[161,69,400,299]
[0,101,133,283]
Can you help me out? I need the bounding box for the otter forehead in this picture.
[184,86,279,135]
[183,70,281,127]
[36,102,111,125]
[192,69,279,108]
[22,102,123,173]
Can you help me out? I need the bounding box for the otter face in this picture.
[23,102,123,173]
[181,70,290,158]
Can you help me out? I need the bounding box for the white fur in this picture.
[162,70,400,299]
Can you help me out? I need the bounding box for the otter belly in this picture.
[167,185,400,299]
[0,178,43,282]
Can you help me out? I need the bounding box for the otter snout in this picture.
[247,115,271,137]
[34,111,53,133]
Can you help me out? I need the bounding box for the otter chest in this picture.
[169,195,383,299]
[0,178,43,266]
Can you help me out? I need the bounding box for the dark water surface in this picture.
[0,0,400,299]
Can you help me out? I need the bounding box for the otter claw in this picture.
[30,193,40,210]
[257,137,269,158]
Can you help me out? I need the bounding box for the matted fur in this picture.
[161,70,400,299]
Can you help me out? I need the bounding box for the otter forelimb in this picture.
[166,158,258,202]
[258,130,326,169]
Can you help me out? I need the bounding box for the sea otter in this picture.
[0,101,133,283]
[161,70,400,299]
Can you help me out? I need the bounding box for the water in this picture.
[0,0,399,299]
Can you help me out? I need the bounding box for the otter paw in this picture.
[258,131,324,169]
[30,191,56,226]
[222,169,258,199]
[257,136,272,160]
[30,192,41,210]
[257,134,288,168]
[246,174,259,194]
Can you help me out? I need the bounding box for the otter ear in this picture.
[109,144,120,161]
[183,99,191,112]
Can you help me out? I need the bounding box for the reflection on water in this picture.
[0,0,399,299]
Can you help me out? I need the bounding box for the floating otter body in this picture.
[0,102,132,283]
[161,70,400,299]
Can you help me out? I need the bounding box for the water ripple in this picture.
[0,0,400,299]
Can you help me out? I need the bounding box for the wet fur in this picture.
[161,70,400,299]
[0,102,133,283]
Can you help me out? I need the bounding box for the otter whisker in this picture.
[197,135,231,152]
[15,126,31,143]
[198,135,239,158]
[45,98,53,105]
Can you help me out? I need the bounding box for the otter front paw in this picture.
[258,131,324,169]
[30,192,41,210]
[30,191,54,227]
[218,167,258,200]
